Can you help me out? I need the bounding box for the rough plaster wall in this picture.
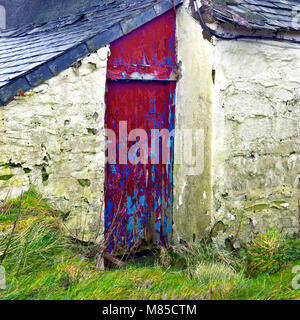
[174,2,214,242]
[212,40,300,247]
[0,47,110,242]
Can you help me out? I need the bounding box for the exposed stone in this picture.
[0,46,110,242]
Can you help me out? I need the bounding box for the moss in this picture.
[87,128,98,135]
[211,221,226,237]
[77,179,91,187]
[242,200,290,213]
[245,203,270,211]
[0,175,14,181]
[93,112,99,120]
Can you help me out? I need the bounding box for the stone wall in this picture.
[173,2,214,243]
[174,0,300,246]
[0,47,110,241]
[212,40,300,247]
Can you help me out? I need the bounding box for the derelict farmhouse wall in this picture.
[174,1,300,247]
[211,39,300,247]
[0,48,109,241]
[173,2,214,243]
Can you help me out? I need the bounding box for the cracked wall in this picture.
[0,47,110,242]
[212,40,300,248]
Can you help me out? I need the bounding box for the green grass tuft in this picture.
[0,219,68,275]
[247,229,287,277]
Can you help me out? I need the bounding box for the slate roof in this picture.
[0,0,182,106]
[202,0,300,31]
[0,0,116,29]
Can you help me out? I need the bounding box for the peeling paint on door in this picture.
[105,10,177,253]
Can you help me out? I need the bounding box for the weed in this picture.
[195,262,242,283]
[169,238,245,278]
[0,219,68,274]
[284,237,300,263]
[247,229,286,277]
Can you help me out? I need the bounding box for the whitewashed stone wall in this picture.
[174,2,214,243]
[0,46,110,241]
[174,0,300,246]
[212,40,300,247]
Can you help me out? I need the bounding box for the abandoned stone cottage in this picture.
[0,0,300,252]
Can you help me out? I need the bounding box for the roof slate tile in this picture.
[204,0,300,31]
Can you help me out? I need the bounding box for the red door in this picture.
[105,10,177,253]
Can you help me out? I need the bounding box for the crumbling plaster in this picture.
[0,46,110,241]
[212,39,300,247]
[174,0,300,247]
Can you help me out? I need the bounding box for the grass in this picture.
[1,255,299,300]
[0,190,300,300]
[0,188,58,231]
